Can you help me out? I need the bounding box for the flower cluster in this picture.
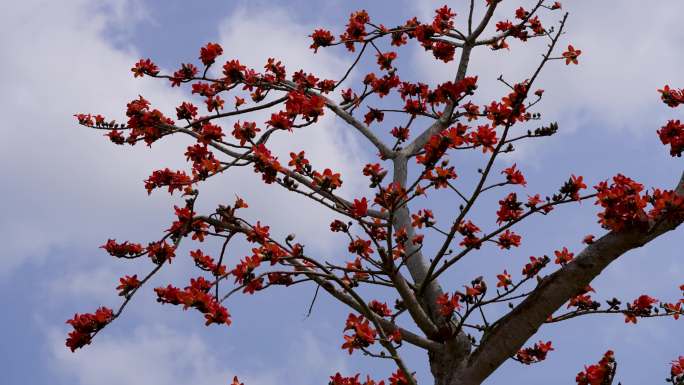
[658,119,684,157]
[116,275,140,297]
[624,294,658,324]
[497,193,524,224]
[155,277,231,326]
[100,239,143,258]
[436,292,461,317]
[594,174,647,231]
[341,314,376,354]
[144,168,193,195]
[65,307,114,351]
[575,350,616,385]
[516,340,554,365]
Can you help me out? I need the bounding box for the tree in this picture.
[68,1,684,384]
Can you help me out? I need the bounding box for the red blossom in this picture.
[369,300,392,317]
[232,121,260,146]
[131,58,159,77]
[496,270,513,289]
[575,350,616,385]
[144,168,192,195]
[65,307,114,351]
[350,197,369,217]
[310,29,335,52]
[116,275,140,296]
[657,119,684,157]
[658,85,684,108]
[516,340,554,365]
[502,164,527,186]
[313,168,343,191]
[101,239,144,258]
[376,51,397,70]
[252,144,282,184]
[594,174,648,231]
[199,42,223,66]
[554,247,574,265]
[341,313,376,354]
[436,292,461,317]
[498,230,522,249]
[147,241,176,264]
[411,209,434,229]
[522,255,550,278]
[496,193,523,224]
[469,124,498,152]
[562,45,582,65]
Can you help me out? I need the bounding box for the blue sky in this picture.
[1,1,682,384]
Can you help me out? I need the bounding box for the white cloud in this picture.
[408,1,684,133]
[48,324,348,385]
[0,0,185,275]
[0,0,371,276]
[49,324,239,385]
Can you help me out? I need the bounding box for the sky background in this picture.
[1,1,682,384]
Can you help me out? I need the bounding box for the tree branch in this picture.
[458,171,684,384]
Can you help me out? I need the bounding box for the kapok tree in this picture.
[69,2,684,385]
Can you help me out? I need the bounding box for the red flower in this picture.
[65,307,114,351]
[170,63,198,87]
[147,241,176,264]
[657,119,684,157]
[436,292,461,316]
[232,121,260,146]
[222,60,246,83]
[658,85,684,108]
[432,5,456,33]
[624,294,658,323]
[522,255,550,278]
[424,166,457,189]
[376,51,397,70]
[594,174,648,231]
[498,230,521,249]
[369,300,392,317]
[252,144,282,184]
[469,124,498,152]
[563,45,582,65]
[101,239,144,258]
[267,111,293,130]
[131,58,159,78]
[516,340,554,364]
[560,174,587,200]
[341,313,376,354]
[502,164,527,186]
[432,41,455,63]
[313,168,343,191]
[348,238,373,258]
[350,198,368,217]
[364,108,385,125]
[309,29,335,52]
[458,220,482,249]
[411,209,434,229]
[199,42,223,66]
[389,369,410,385]
[496,270,513,289]
[176,102,198,120]
[496,193,523,224]
[671,356,684,378]
[198,122,224,144]
[575,350,615,385]
[116,275,140,296]
[554,247,574,265]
